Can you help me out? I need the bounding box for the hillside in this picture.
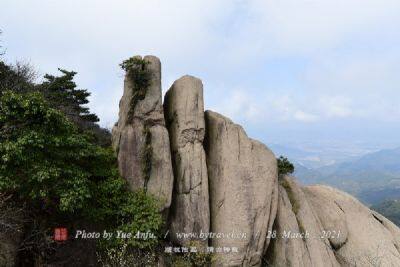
[371,199,400,226]
[295,148,400,205]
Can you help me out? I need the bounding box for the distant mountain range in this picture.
[269,143,371,169]
[293,147,400,206]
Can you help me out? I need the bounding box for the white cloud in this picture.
[1,0,400,135]
[214,90,264,123]
[318,96,353,118]
[294,110,319,122]
[249,0,400,54]
[216,90,321,124]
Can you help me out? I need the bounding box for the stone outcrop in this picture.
[265,176,400,267]
[204,111,278,267]
[265,176,340,267]
[164,75,210,246]
[111,55,400,267]
[304,185,400,267]
[112,55,174,211]
[264,185,313,267]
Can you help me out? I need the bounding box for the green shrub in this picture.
[277,156,294,177]
[0,91,163,260]
[0,91,106,213]
[94,186,162,250]
[97,242,158,267]
[120,57,152,121]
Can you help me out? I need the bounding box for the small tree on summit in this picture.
[277,156,294,177]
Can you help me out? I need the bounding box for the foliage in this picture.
[38,68,111,146]
[277,156,294,177]
[0,91,163,261]
[0,30,4,56]
[38,68,99,125]
[0,91,110,213]
[92,180,162,249]
[0,60,35,93]
[97,243,136,267]
[0,59,111,147]
[183,241,214,267]
[119,57,152,121]
[0,193,25,234]
[371,199,400,226]
[166,241,214,267]
[97,242,157,267]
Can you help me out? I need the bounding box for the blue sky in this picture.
[1,0,400,154]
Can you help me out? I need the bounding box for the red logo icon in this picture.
[54,228,68,241]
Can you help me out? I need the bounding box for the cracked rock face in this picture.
[264,185,312,267]
[164,75,210,246]
[112,55,174,211]
[304,185,400,267]
[265,176,340,267]
[204,111,278,267]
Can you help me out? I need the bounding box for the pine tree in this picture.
[39,69,99,126]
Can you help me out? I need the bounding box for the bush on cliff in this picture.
[277,156,294,177]
[119,57,152,121]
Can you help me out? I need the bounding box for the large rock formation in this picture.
[164,75,210,246]
[204,111,278,267]
[265,176,340,267]
[110,55,400,267]
[304,185,400,267]
[112,55,174,211]
[264,185,313,267]
[265,176,400,267]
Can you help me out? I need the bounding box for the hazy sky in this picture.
[1,0,400,150]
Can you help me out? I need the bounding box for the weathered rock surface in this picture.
[264,185,312,267]
[304,185,400,267]
[265,176,340,267]
[112,55,174,211]
[204,111,278,267]
[164,75,210,246]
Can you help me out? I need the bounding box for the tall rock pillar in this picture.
[204,111,278,267]
[164,75,210,246]
[112,55,174,211]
